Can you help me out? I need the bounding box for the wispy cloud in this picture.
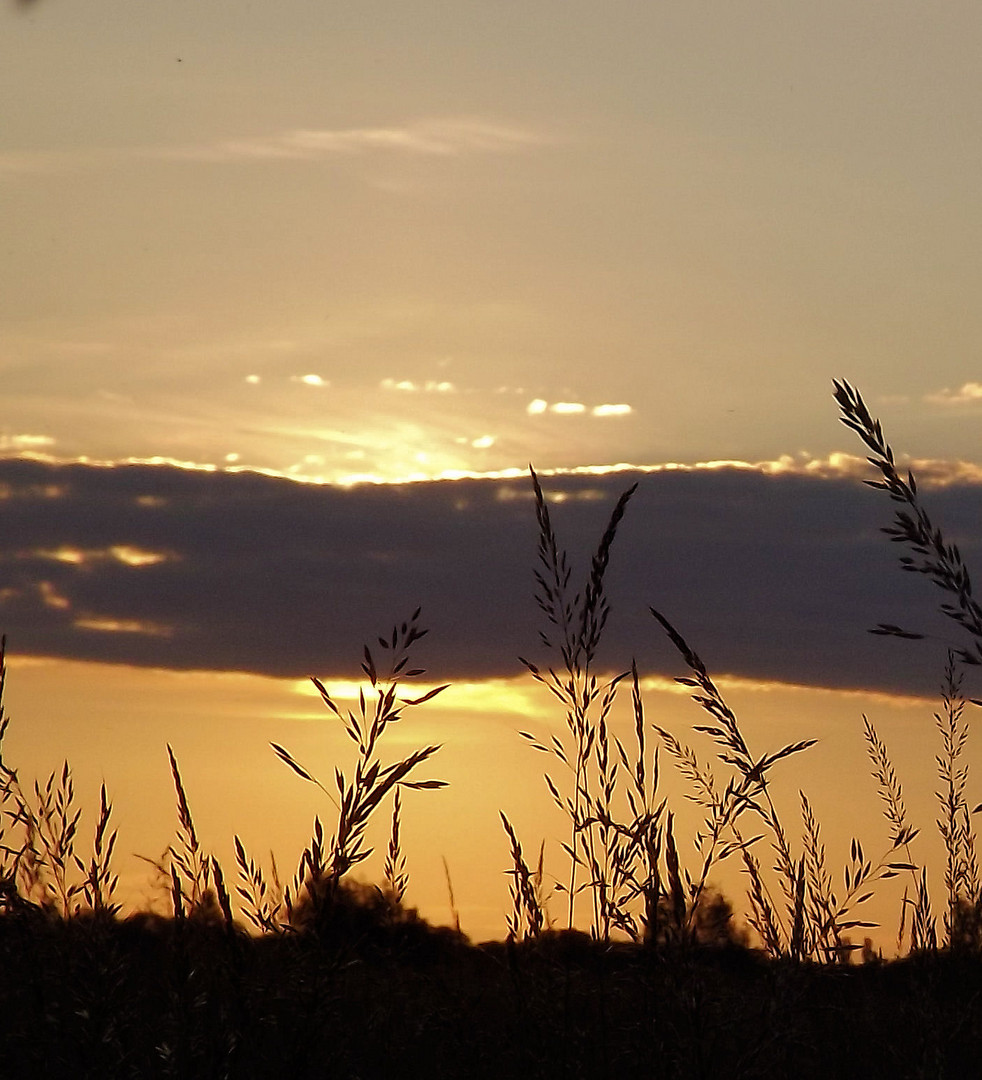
[0,118,547,181]
[926,382,982,407]
[0,149,74,180]
[158,118,547,164]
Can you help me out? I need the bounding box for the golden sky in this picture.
[3,1,982,479]
[2,1,982,948]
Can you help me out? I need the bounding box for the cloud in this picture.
[0,149,74,181]
[0,457,976,698]
[770,451,982,488]
[0,435,55,451]
[159,119,546,165]
[0,119,546,184]
[926,382,982,407]
[526,399,633,417]
[380,378,455,393]
[526,399,586,415]
[26,545,168,568]
[73,617,172,637]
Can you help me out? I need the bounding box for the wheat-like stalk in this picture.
[515,469,688,943]
[834,377,982,661]
[234,834,284,933]
[500,811,545,942]
[650,606,815,955]
[166,744,213,915]
[932,653,982,947]
[78,782,120,917]
[273,610,446,926]
[836,379,982,952]
[382,787,409,906]
[863,715,916,848]
[0,639,123,920]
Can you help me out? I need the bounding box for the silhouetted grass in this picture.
[2,383,982,1075]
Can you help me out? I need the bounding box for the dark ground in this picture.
[2,907,982,1080]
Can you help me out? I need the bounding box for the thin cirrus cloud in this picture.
[157,118,548,165]
[0,455,977,698]
[0,149,75,181]
[0,118,546,181]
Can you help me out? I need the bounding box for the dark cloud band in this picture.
[0,457,976,696]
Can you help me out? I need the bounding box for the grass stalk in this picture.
[273,610,446,922]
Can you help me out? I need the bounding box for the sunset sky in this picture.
[2,0,982,946]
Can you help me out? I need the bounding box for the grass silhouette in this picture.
[1,381,982,1075]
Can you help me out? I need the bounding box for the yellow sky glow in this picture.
[0,653,961,947]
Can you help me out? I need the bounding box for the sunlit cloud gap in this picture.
[289,677,547,720]
[27,545,170,568]
[6,654,931,718]
[0,435,55,451]
[182,672,939,715]
[3,449,982,489]
[39,582,69,610]
[73,618,173,638]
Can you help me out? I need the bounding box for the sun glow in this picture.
[3,441,982,495]
[289,676,546,730]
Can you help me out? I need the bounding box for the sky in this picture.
[2,0,982,947]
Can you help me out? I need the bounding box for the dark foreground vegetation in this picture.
[4,381,982,1077]
[5,901,982,1079]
